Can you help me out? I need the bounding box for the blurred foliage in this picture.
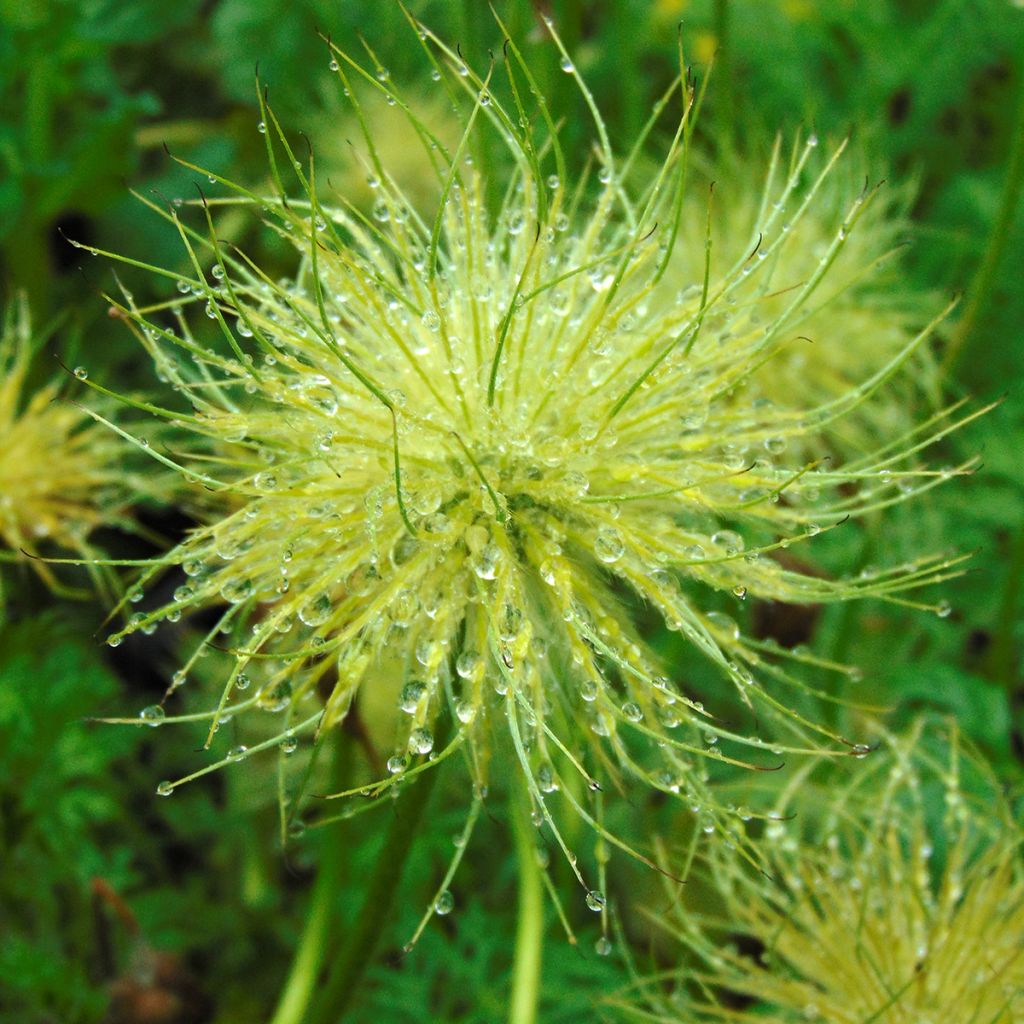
[1,1,1021,1021]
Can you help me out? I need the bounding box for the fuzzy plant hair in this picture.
[621,716,1024,1024]
[0,297,143,603]
[70,14,981,920]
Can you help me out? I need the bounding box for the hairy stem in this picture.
[508,786,544,1024]
[268,730,351,1024]
[307,724,447,1024]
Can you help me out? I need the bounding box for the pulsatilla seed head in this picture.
[637,717,1024,1024]
[91,18,976,893]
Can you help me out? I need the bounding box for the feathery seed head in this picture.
[637,718,1024,1023]
[91,20,974,887]
[0,298,133,598]
[671,147,940,454]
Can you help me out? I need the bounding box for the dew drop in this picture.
[434,890,455,916]
[227,745,248,762]
[585,889,606,912]
[594,527,625,564]
[595,936,613,956]
[139,705,165,727]
[399,680,427,713]
[156,781,174,797]
[455,651,481,680]
[621,701,643,723]
[408,727,434,755]
[73,366,88,380]
[298,592,332,627]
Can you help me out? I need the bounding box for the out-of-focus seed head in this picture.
[0,298,135,599]
[634,717,1024,1023]
[669,146,941,455]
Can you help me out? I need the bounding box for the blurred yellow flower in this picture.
[0,299,131,599]
[633,719,1024,1024]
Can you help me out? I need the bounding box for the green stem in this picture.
[307,727,447,1024]
[268,730,351,1024]
[943,64,1024,377]
[713,0,734,140]
[984,522,1024,692]
[508,787,544,1024]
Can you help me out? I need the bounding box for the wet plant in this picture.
[619,716,1024,1024]
[63,13,985,1018]
[0,297,141,604]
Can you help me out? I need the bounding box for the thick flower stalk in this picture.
[0,298,133,600]
[630,718,1024,1024]
[85,21,976,888]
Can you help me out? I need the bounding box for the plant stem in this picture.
[508,786,544,1024]
[713,0,734,139]
[307,729,446,1024]
[985,522,1024,692]
[268,730,351,1024]
[943,66,1024,377]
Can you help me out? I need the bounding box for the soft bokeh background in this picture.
[2,2,1022,1021]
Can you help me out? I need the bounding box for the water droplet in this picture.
[594,528,625,564]
[227,745,248,762]
[408,727,434,755]
[387,754,408,774]
[299,592,332,627]
[400,681,427,713]
[560,56,575,73]
[280,735,299,755]
[585,890,606,912]
[156,781,174,797]
[455,651,481,680]
[421,310,441,332]
[935,600,952,619]
[595,936,613,956]
[257,121,266,133]
[73,366,88,380]
[139,705,165,727]
[621,701,643,723]
[473,543,501,580]
[710,530,744,555]
[220,577,254,604]
[434,890,455,915]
